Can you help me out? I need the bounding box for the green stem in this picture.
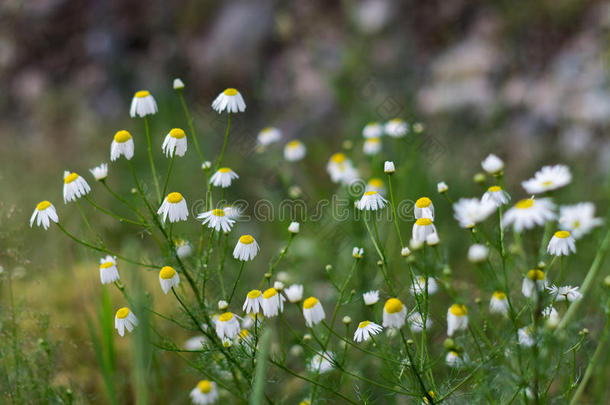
[387,174,404,248]
[228,261,245,304]
[143,116,161,203]
[83,195,146,226]
[162,153,175,198]
[75,199,103,244]
[177,90,205,163]
[215,112,232,171]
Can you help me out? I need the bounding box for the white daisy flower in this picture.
[89,163,108,181]
[175,239,193,258]
[352,247,364,258]
[437,181,448,193]
[363,290,379,306]
[481,154,504,175]
[353,321,383,342]
[243,290,263,314]
[283,284,303,303]
[198,209,235,233]
[410,276,438,296]
[382,298,407,328]
[363,137,382,155]
[110,130,135,161]
[159,266,180,294]
[273,281,284,291]
[414,197,434,220]
[384,161,395,174]
[547,230,576,256]
[362,122,383,138]
[468,244,489,263]
[365,178,386,195]
[502,198,556,232]
[401,247,412,257]
[284,140,306,161]
[99,255,120,285]
[190,380,218,405]
[426,232,440,246]
[257,127,281,146]
[303,297,326,327]
[446,350,468,368]
[384,118,408,137]
[522,164,572,194]
[518,326,535,347]
[482,186,510,207]
[115,307,138,336]
[447,304,468,336]
[162,128,188,157]
[215,312,240,340]
[172,78,185,90]
[288,221,300,234]
[489,291,509,316]
[547,285,582,302]
[453,198,496,228]
[308,352,334,374]
[522,269,547,298]
[542,306,560,323]
[408,312,432,333]
[233,235,259,261]
[326,153,359,184]
[223,205,242,220]
[157,192,189,223]
[130,90,158,118]
[412,218,438,243]
[211,88,246,114]
[30,200,58,230]
[184,335,205,351]
[559,203,603,239]
[261,288,285,317]
[63,171,91,203]
[356,191,387,211]
[209,168,239,188]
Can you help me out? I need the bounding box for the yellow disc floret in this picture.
[527,269,545,280]
[303,297,319,309]
[159,266,176,279]
[212,209,225,217]
[247,290,261,299]
[416,197,432,208]
[135,90,150,98]
[416,218,433,226]
[100,261,114,269]
[287,140,301,148]
[114,130,132,143]
[239,235,254,244]
[218,167,231,173]
[368,178,383,188]
[218,312,233,322]
[554,230,571,238]
[116,307,130,319]
[197,380,212,393]
[384,298,404,314]
[358,321,370,329]
[64,173,79,184]
[330,153,346,163]
[364,191,377,196]
[492,291,507,300]
[37,201,51,211]
[449,304,467,316]
[223,88,238,96]
[263,288,278,299]
[515,199,534,209]
[488,186,501,192]
[167,192,183,203]
[169,128,186,139]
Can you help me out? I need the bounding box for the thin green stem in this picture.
[228,261,245,304]
[143,116,161,203]
[177,90,205,163]
[387,174,404,248]
[215,113,232,171]
[162,153,175,198]
[83,195,146,226]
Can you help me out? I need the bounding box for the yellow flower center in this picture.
[368,178,383,188]
[416,218,433,226]
[358,321,370,329]
[218,167,231,173]
[287,140,302,149]
[197,380,212,393]
[239,235,254,245]
[263,288,278,299]
[169,128,186,139]
[247,290,261,299]
[114,130,132,143]
[416,197,432,208]
[299,401,311,405]
[331,153,346,163]
[212,209,225,217]
[261,126,273,132]
[135,90,150,98]
[449,304,467,316]
[167,192,183,204]
[239,329,250,339]
[554,230,570,238]
[64,173,79,184]
[493,291,506,300]
[159,266,176,279]
[384,298,403,314]
[116,307,130,319]
[367,137,381,144]
[36,201,51,211]
[515,199,534,209]
[488,186,501,192]
[527,269,545,280]
[223,88,238,96]
[303,297,319,309]
[100,261,114,269]
[364,191,377,196]
[218,312,233,322]
[542,180,553,187]
[390,118,402,124]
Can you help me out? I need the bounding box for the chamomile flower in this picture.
[130,90,158,118]
[502,198,556,232]
[362,122,383,138]
[446,350,468,368]
[99,255,120,284]
[233,235,259,261]
[426,233,440,246]
[414,197,434,220]
[175,239,193,258]
[408,312,432,333]
[365,178,386,195]
[288,221,300,234]
[384,161,396,174]
[326,153,358,184]
[308,352,334,374]
[157,192,189,223]
[363,137,382,155]
[447,304,468,336]
[481,154,504,175]
[518,326,535,347]
[410,276,438,296]
[223,205,242,220]
[89,163,108,181]
[284,284,304,303]
[190,380,218,405]
[184,336,205,351]
[559,203,603,239]
[210,168,239,188]
[437,182,448,193]
[159,266,180,294]
[363,290,379,306]
[353,321,383,342]
[303,297,326,327]
[384,118,408,137]
[489,291,509,316]
[542,306,560,323]
[30,201,58,230]
[356,191,387,211]
[115,307,138,337]
[172,78,185,90]
[382,298,407,328]
[284,140,306,161]
[63,171,91,203]
[522,269,547,298]
[468,244,489,263]
[162,128,188,157]
[211,88,246,114]
[412,218,438,243]
[243,290,263,314]
[257,127,281,146]
[215,312,240,340]
[198,209,235,233]
[453,198,496,228]
[547,285,582,302]
[522,164,572,194]
[547,231,576,256]
[352,247,364,258]
[110,130,134,161]
[261,288,285,317]
[482,186,510,207]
